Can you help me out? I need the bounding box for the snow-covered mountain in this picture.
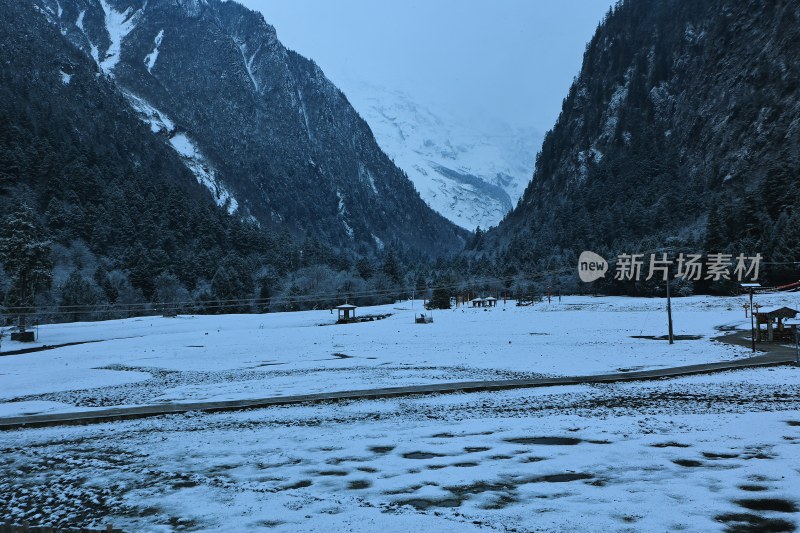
[340,80,542,230]
[28,0,466,254]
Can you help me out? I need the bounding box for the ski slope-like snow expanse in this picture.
[1,295,799,531]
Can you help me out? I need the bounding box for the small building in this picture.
[471,296,497,308]
[335,303,357,324]
[754,307,798,342]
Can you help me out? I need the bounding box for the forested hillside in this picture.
[37,0,465,254]
[485,0,800,293]
[0,0,453,323]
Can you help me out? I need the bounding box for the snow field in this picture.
[2,294,797,417]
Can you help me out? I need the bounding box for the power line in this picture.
[2,253,795,320]
[0,270,571,319]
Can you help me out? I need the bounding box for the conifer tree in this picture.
[0,204,52,331]
[427,273,453,310]
[59,269,97,322]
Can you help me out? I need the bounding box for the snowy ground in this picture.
[3,294,797,418]
[1,295,799,531]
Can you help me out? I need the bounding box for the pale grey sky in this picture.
[237,0,615,133]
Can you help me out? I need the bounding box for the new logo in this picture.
[578,251,608,282]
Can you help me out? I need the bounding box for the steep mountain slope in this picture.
[34,0,466,254]
[490,0,800,285]
[339,80,540,230]
[0,0,468,316]
[0,0,265,299]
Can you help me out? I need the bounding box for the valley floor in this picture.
[1,295,799,531]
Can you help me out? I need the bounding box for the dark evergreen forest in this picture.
[484,0,800,294]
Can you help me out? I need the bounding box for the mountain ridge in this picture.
[0,0,468,317]
[36,0,467,255]
[487,0,800,288]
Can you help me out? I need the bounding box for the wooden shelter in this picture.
[471,296,497,308]
[335,303,357,324]
[754,306,798,342]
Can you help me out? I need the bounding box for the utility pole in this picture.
[666,277,674,344]
[742,283,760,353]
[663,250,675,345]
[787,320,800,365]
[796,326,800,366]
[750,290,755,352]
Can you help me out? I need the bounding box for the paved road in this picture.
[0,331,796,431]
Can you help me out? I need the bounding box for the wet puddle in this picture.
[276,479,312,491]
[743,452,775,460]
[703,452,740,459]
[734,498,798,513]
[431,431,495,439]
[528,473,594,483]
[738,484,769,492]
[369,446,395,454]
[464,447,491,453]
[403,451,446,460]
[715,513,795,532]
[672,459,704,467]
[520,456,548,463]
[395,497,463,510]
[446,480,516,496]
[326,456,370,465]
[504,437,582,446]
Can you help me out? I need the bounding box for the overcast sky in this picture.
[237,0,615,133]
